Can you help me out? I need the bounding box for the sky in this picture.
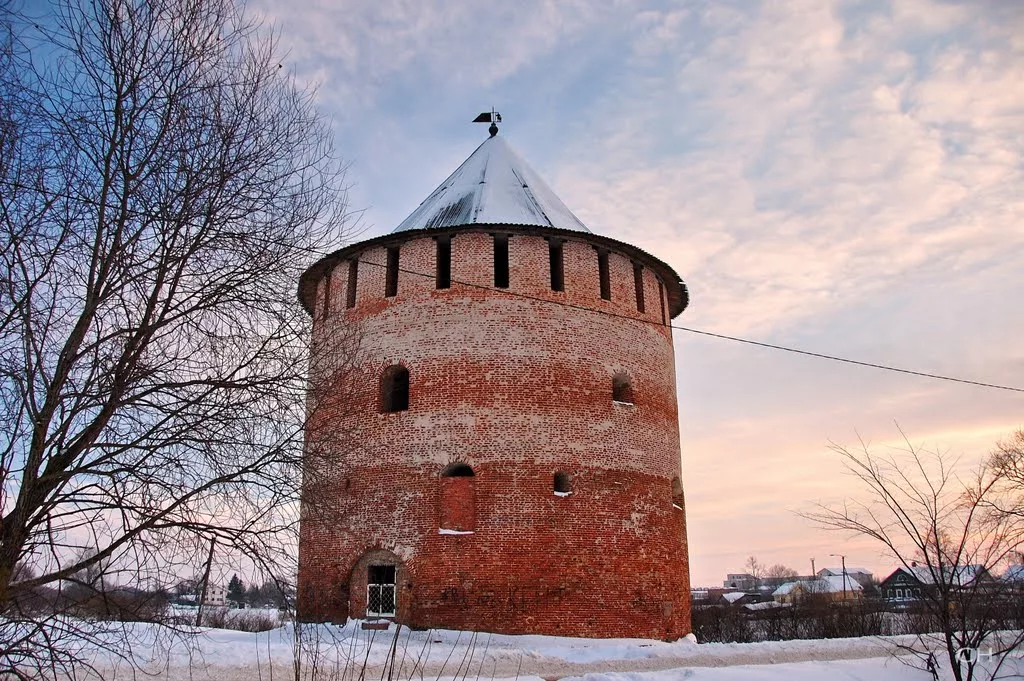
[252,0,1024,587]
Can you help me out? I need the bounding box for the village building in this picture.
[295,121,692,640]
[723,573,758,591]
[772,575,864,603]
[879,564,991,603]
[816,567,874,588]
[202,583,226,608]
[1003,564,1024,593]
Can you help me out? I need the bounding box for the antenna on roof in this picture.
[473,108,501,137]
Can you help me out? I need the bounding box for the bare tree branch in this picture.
[0,0,356,675]
[801,430,1024,681]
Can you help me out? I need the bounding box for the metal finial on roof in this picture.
[473,109,501,136]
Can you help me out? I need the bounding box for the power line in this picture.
[668,325,1023,393]
[4,178,1018,393]
[349,258,1024,394]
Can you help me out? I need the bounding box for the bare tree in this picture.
[0,0,351,675]
[765,564,798,580]
[987,430,1024,523]
[803,431,1024,681]
[744,555,764,590]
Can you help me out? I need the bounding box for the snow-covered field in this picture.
[53,619,1024,681]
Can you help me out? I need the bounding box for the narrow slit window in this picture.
[598,250,611,301]
[553,471,572,494]
[346,259,358,308]
[549,240,564,292]
[612,373,633,404]
[436,238,451,289]
[493,235,509,288]
[385,247,400,298]
[380,365,409,413]
[321,268,333,319]
[658,280,666,325]
[633,263,645,313]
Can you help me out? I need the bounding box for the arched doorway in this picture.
[349,549,405,620]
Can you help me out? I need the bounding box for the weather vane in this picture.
[473,108,502,136]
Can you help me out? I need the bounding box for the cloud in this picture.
[254,0,615,120]
[555,0,1024,343]
[258,0,1024,586]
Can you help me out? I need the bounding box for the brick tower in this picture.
[296,124,691,640]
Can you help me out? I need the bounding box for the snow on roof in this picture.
[743,601,790,611]
[772,576,863,596]
[1004,565,1024,581]
[772,581,802,596]
[820,575,863,592]
[894,564,987,586]
[722,592,747,603]
[818,567,871,577]
[393,133,591,234]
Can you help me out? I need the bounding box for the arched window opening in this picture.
[440,462,475,477]
[553,471,572,495]
[672,476,684,508]
[612,373,634,404]
[439,462,475,532]
[350,549,404,621]
[380,366,409,413]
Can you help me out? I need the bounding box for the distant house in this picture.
[721,572,805,593]
[879,564,992,602]
[693,587,757,604]
[772,575,864,603]
[1003,565,1024,593]
[743,600,789,613]
[817,567,873,588]
[690,588,711,603]
[723,573,757,591]
[721,591,763,606]
[202,583,227,607]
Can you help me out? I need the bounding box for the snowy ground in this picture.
[58,620,1023,681]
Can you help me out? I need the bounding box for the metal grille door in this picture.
[367,565,396,617]
[367,583,396,616]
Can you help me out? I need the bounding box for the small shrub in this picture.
[64,587,169,622]
[201,607,280,632]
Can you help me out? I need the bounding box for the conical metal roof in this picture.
[393,134,591,234]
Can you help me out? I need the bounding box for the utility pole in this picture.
[830,553,848,600]
[196,538,217,627]
[810,557,815,577]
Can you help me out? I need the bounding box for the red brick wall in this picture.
[298,228,691,640]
